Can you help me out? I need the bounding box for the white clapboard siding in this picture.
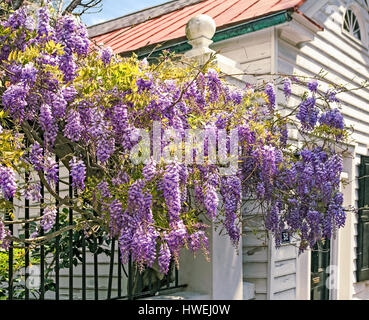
[42,248,130,300]
[268,238,299,300]
[242,210,270,300]
[213,28,272,63]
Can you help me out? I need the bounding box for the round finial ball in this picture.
[185,14,216,41]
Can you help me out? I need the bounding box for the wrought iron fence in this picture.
[0,158,185,300]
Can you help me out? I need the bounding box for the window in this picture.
[357,156,369,282]
[364,0,369,15]
[343,9,362,41]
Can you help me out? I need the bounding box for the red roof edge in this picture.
[292,0,324,31]
[294,9,324,31]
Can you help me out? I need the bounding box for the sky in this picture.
[81,0,170,27]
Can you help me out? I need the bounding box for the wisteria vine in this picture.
[0,4,354,274]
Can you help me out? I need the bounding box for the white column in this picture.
[179,15,244,300]
[179,215,243,300]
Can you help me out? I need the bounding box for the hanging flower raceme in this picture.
[37,6,52,39]
[44,155,58,186]
[143,160,157,181]
[101,47,113,66]
[96,136,115,164]
[297,97,318,130]
[64,109,82,142]
[319,108,344,131]
[166,219,188,265]
[107,199,123,238]
[0,166,17,200]
[206,68,222,103]
[308,79,319,94]
[2,83,29,122]
[0,219,5,243]
[69,157,86,190]
[264,83,276,111]
[40,206,57,232]
[39,103,58,148]
[283,78,292,99]
[163,163,182,223]
[204,174,219,220]
[188,230,209,259]
[97,180,111,198]
[131,224,159,271]
[28,143,43,171]
[220,176,242,246]
[22,182,42,202]
[158,242,171,274]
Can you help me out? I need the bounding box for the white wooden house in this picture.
[87,0,369,300]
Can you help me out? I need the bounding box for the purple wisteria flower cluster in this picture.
[319,108,344,131]
[69,157,86,190]
[0,219,5,243]
[297,97,318,130]
[0,166,16,200]
[265,148,344,251]
[40,206,57,232]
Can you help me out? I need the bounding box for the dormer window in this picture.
[343,9,361,40]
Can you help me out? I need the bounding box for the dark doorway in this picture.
[310,239,331,300]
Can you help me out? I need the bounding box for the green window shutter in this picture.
[357,156,369,282]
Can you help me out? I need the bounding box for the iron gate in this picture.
[0,158,185,300]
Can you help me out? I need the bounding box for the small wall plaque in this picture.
[281,230,290,244]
